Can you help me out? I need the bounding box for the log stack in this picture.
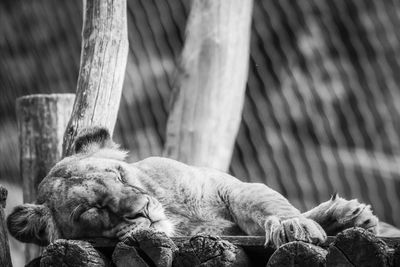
[18,227,400,267]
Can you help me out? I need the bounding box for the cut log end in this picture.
[267,241,327,267]
[326,227,390,267]
[173,234,251,267]
[113,229,177,267]
[40,239,111,267]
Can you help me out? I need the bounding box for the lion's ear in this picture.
[73,126,116,154]
[7,204,59,246]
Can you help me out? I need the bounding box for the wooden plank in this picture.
[85,235,400,249]
[0,186,12,267]
[163,0,254,171]
[16,94,75,262]
[62,0,128,156]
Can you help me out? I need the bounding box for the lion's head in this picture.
[7,127,173,246]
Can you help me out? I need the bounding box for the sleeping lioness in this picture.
[7,127,385,248]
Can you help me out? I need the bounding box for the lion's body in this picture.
[7,127,385,248]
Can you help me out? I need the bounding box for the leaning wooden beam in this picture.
[0,186,12,267]
[16,94,75,262]
[163,0,254,171]
[62,0,128,156]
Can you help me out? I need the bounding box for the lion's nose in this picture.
[121,195,151,222]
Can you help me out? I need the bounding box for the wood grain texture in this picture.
[62,0,128,156]
[267,241,327,267]
[173,234,250,267]
[326,228,390,267]
[16,94,75,263]
[163,0,253,171]
[112,229,177,267]
[0,186,12,267]
[40,239,111,267]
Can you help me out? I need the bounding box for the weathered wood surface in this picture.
[0,186,12,267]
[163,0,253,171]
[326,228,390,267]
[173,234,250,267]
[40,239,111,267]
[113,229,177,267]
[62,0,128,156]
[44,230,400,266]
[267,241,327,267]
[16,94,75,262]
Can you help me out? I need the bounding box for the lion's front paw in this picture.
[264,216,327,248]
[316,195,379,236]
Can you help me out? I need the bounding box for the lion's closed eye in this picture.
[70,203,90,222]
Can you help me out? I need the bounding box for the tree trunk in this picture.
[62,0,128,156]
[163,0,253,171]
[16,93,75,263]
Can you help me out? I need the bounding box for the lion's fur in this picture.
[7,127,389,247]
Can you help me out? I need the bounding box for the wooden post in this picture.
[16,93,75,263]
[163,0,253,171]
[62,0,128,156]
[0,186,12,267]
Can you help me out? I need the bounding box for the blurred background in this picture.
[2,0,400,265]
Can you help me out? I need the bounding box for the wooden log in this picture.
[326,227,390,267]
[62,0,128,156]
[163,0,253,171]
[112,229,177,267]
[173,234,250,267]
[0,186,12,267]
[16,93,75,262]
[40,239,111,267]
[266,241,327,267]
